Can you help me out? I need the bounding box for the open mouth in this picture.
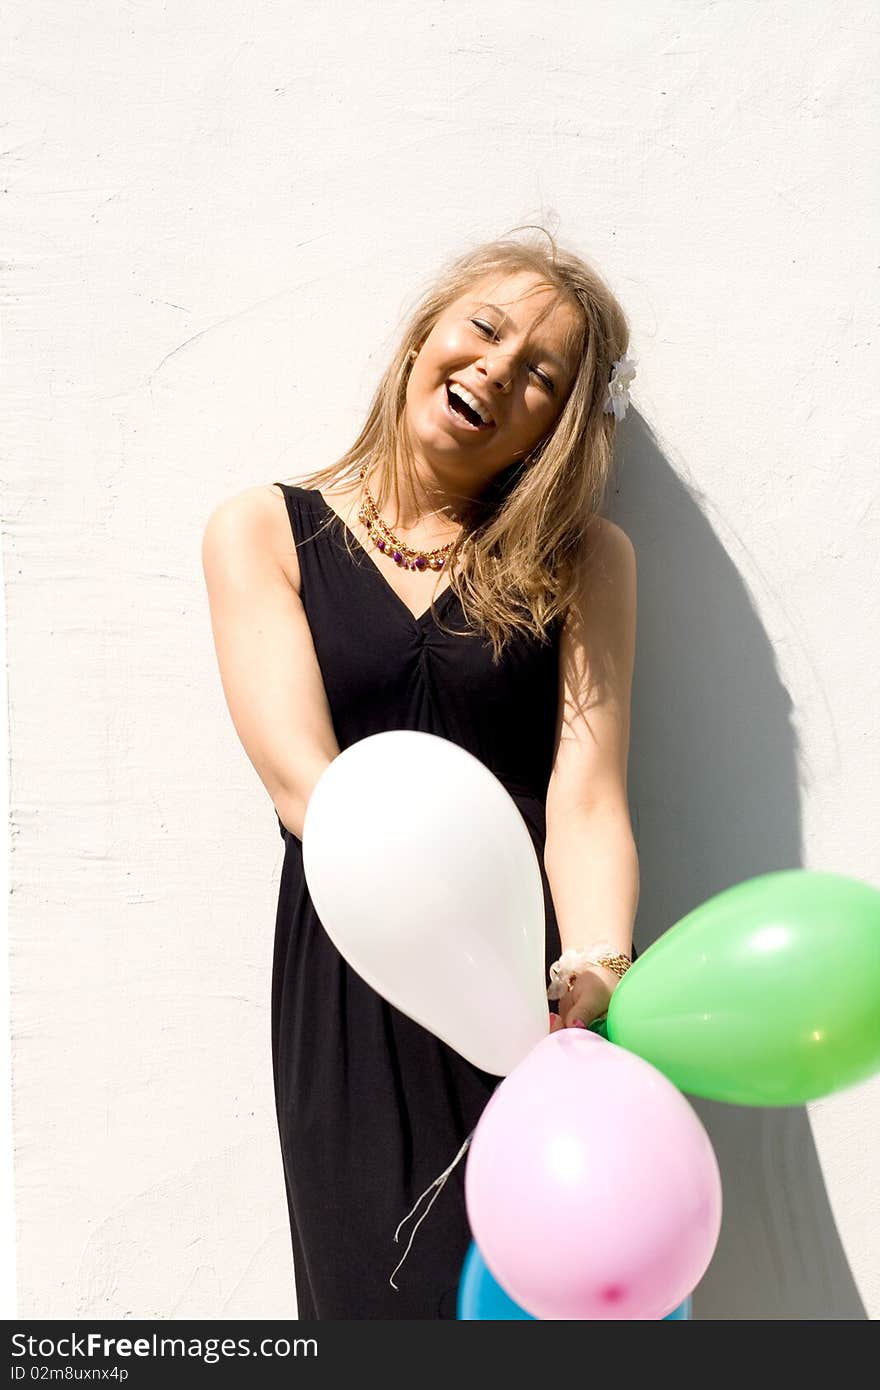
[444,382,495,431]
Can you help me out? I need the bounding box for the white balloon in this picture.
[302,731,548,1076]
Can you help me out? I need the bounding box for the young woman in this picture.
[202,231,640,1319]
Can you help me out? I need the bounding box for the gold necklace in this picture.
[356,466,458,572]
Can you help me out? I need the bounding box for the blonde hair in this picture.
[287,225,631,662]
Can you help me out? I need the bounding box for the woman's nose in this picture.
[479,353,514,392]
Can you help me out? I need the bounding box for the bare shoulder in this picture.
[571,517,636,608]
[587,516,636,571]
[557,518,637,673]
[201,483,300,590]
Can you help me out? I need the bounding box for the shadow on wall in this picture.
[607,412,865,1322]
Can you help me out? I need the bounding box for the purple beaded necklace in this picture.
[356,466,459,573]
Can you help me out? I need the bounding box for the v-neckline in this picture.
[312,488,461,628]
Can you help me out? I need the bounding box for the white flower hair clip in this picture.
[603,353,637,422]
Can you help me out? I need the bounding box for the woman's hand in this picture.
[549,966,617,1032]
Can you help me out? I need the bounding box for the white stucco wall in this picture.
[2,0,877,1319]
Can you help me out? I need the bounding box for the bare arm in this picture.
[201,485,341,840]
[544,518,640,1025]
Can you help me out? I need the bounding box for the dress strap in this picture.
[271,485,329,846]
[273,482,323,546]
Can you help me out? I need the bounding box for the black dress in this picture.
[269,483,619,1320]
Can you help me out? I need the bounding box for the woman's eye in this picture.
[470,319,554,392]
[531,367,554,392]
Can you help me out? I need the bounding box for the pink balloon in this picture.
[465,1029,722,1320]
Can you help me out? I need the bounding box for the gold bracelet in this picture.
[547,943,633,1000]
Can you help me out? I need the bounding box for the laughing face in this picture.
[402,269,583,501]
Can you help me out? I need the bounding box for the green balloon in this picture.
[605,870,880,1106]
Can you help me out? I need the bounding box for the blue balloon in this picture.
[457,1241,692,1320]
[665,1294,693,1319]
[458,1240,535,1319]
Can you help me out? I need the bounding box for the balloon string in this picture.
[388,1127,475,1291]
